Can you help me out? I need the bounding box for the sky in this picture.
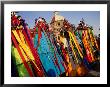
[16,11,100,36]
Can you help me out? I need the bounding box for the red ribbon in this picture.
[11,32,34,77]
[22,29,44,76]
[11,16,20,27]
[36,22,47,45]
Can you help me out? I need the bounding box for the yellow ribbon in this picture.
[12,30,35,61]
[68,31,83,59]
[82,30,95,62]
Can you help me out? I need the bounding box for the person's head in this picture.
[17,16,21,20]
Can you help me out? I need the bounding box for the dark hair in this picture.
[17,16,21,19]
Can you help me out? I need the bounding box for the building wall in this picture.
[51,20,64,32]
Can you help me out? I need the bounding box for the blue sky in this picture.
[16,11,100,36]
